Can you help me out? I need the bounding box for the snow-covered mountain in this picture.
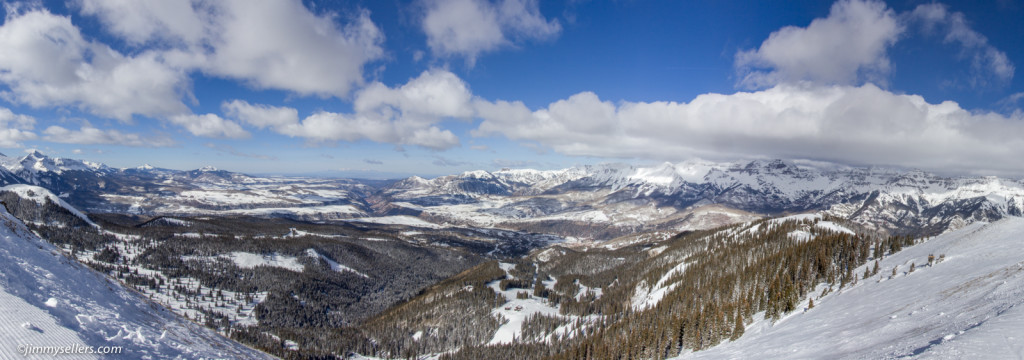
[0,186,270,359]
[2,150,1022,238]
[378,159,1024,237]
[0,151,377,219]
[682,217,1024,359]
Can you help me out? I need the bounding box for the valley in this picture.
[0,151,1022,358]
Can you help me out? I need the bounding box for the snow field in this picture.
[0,203,270,359]
[680,217,1024,359]
[485,263,602,345]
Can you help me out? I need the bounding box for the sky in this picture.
[0,0,1022,178]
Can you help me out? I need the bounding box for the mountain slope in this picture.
[683,217,1024,359]
[0,192,271,359]
[378,159,1024,238]
[3,150,1022,241]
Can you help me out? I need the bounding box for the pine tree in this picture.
[808,297,814,309]
[730,310,744,341]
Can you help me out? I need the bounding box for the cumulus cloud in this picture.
[226,70,471,150]
[77,0,206,46]
[223,100,300,130]
[735,0,902,88]
[0,107,37,147]
[42,125,175,147]
[735,0,1014,89]
[0,8,189,121]
[908,3,1014,86]
[77,0,385,98]
[421,0,560,64]
[473,84,1024,176]
[0,1,385,143]
[168,114,249,139]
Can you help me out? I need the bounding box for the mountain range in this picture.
[1,151,1021,239]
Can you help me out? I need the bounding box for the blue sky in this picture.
[0,0,1022,177]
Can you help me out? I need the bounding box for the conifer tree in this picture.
[730,310,744,341]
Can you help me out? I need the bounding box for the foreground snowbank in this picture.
[682,217,1024,359]
[0,203,270,359]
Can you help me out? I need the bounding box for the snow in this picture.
[0,184,97,227]
[815,221,854,235]
[225,252,304,272]
[223,204,365,217]
[681,217,1024,359]
[346,216,442,228]
[486,263,598,345]
[0,204,269,359]
[305,249,368,278]
[633,261,690,311]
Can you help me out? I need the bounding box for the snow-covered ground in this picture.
[306,249,368,278]
[486,263,600,345]
[225,252,305,272]
[346,215,442,229]
[681,217,1024,359]
[0,203,270,359]
[0,184,97,227]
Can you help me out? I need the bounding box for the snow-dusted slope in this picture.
[0,184,97,227]
[682,217,1024,359]
[379,159,1024,237]
[0,204,271,358]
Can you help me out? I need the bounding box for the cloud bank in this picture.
[420,0,560,64]
[0,1,385,143]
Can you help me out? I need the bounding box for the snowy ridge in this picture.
[380,158,1024,237]
[0,184,97,227]
[682,217,1024,359]
[0,203,269,358]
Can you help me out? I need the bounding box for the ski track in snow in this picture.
[679,217,1024,359]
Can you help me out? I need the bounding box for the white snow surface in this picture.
[226,252,304,272]
[486,263,599,345]
[305,249,368,278]
[680,217,1024,359]
[0,205,269,359]
[346,216,442,228]
[0,184,97,227]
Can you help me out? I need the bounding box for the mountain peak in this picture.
[24,150,47,160]
[199,166,218,172]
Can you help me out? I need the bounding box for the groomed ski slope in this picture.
[681,217,1024,359]
[0,204,271,359]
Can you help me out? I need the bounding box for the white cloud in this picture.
[42,125,175,147]
[0,8,189,121]
[78,0,385,98]
[226,70,470,150]
[735,0,1014,89]
[77,0,206,46]
[355,69,475,119]
[909,3,1014,86]
[421,0,560,64]
[168,114,249,139]
[735,0,902,88]
[223,100,300,130]
[473,84,1024,176]
[0,107,37,147]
